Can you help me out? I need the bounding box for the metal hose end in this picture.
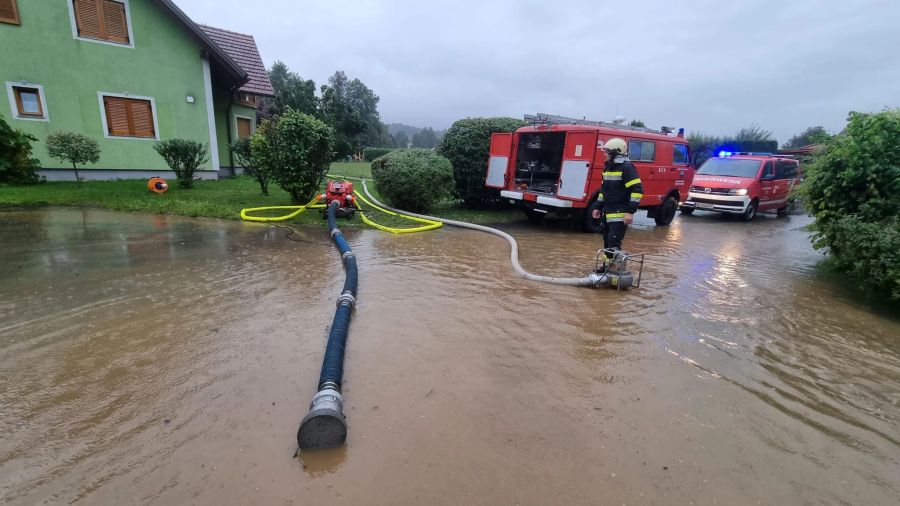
[297,387,347,451]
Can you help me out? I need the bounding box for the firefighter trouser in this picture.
[603,212,628,257]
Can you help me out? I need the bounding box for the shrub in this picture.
[46,131,100,187]
[251,110,334,203]
[437,117,524,208]
[231,138,269,195]
[0,115,43,185]
[370,149,454,212]
[153,139,209,189]
[801,109,900,301]
[363,147,394,162]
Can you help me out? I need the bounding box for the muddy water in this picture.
[0,207,898,505]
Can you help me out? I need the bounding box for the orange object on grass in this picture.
[148,177,168,194]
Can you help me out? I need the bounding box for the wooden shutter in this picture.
[128,100,155,138]
[73,0,103,39]
[236,118,252,139]
[0,0,20,25]
[104,97,131,136]
[101,0,128,43]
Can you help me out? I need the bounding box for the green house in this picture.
[0,0,274,180]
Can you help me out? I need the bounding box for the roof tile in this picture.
[199,25,275,97]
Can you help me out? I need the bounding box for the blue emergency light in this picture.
[718,151,733,158]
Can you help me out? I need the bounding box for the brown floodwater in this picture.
[0,206,898,505]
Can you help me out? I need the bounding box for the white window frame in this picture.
[5,81,50,122]
[66,0,136,49]
[97,91,160,140]
[233,114,256,140]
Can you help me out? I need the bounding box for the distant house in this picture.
[0,0,274,180]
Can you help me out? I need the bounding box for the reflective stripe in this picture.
[625,178,641,188]
[630,193,643,199]
[598,193,604,201]
[604,171,623,176]
[604,175,622,180]
[606,216,625,223]
[606,212,625,218]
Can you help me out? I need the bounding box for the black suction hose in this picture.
[297,201,357,450]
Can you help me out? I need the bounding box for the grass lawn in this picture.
[0,162,523,228]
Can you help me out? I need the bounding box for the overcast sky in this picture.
[180,0,899,141]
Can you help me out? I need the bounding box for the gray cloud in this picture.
[181,0,900,141]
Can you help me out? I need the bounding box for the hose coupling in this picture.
[337,292,356,308]
[341,251,355,261]
[297,386,347,451]
[330,229,342,238]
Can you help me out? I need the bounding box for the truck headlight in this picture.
[729,188,748,196]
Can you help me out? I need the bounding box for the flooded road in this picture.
[1,206,898,505]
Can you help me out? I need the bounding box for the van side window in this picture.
[673,144,689,165]
[762,161,774,178]
[628,140,656,162]
[775,161,798,180]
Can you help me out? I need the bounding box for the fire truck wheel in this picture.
[654,196,678,226]
[523,208,545,223]
[740,201,758,221]
[581,200,604,233]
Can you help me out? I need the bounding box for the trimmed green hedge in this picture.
[437,117,524,208]
[363,147,395,162]
[371,149,454,212]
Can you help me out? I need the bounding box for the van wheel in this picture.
[741,201,758,221]
[582,200,604,233]
[680,206,695,215]
[654,196,678,225]
[776,206,788,217]
[523,208,545,223]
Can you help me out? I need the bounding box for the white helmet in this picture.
[602,137,627,155]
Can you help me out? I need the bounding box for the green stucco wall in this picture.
[0,0,216,174]
[214,87,256,173]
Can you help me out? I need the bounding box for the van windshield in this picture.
[697,158,762,178]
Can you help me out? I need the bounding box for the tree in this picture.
[393,131,409,148]
[153,139,209,189]
[801,109,900,301]
[411,127,438,148]
[783,126,831,149]
[0,115,43,185]
[267,61,318,117]
[251,110,335,203]
[319,71,385,156]
[734,124,775,142]
[437,117,525,208]
[46,131,100,187]
[629,119,646,128]
[231,138,269,195]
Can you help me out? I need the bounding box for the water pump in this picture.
[591,249,644,290]
[322,180,357,218]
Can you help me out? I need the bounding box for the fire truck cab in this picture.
[486,114,694,232]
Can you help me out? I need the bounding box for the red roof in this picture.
[199,25,274,97]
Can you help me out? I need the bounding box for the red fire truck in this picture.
[486,113,694,232]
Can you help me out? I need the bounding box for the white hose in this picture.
[360,180,602,287]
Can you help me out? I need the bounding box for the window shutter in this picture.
[237,118,252,139]
[128,100,155,138]
[0,0,20,25]
[73,0,103,39]
[104,97,130,136]
[101,0,128,43]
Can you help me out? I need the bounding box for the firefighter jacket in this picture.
[598,155,643,215]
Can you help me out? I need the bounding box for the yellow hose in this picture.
[240,195,325,222]
[353,189,442,234]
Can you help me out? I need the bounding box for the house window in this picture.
[628,140,656,162]
[236,117,253,139]
[100,95,157,138]
[0,0,20,25]
[5,82,49,121]
[71,0,131,45]
[234,93,257,107]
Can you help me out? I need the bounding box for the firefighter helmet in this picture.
[602,137,628,155]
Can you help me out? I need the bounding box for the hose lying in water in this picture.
[239,196,324,222]
[358,180,604,287]
[297,200,357,450]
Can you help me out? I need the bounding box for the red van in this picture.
[680,152,800,220]
[487,114,694,232]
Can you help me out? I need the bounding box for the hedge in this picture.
[370,149,454,212]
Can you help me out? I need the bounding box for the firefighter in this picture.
[591,137,643,262]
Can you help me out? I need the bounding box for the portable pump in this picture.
[322,180,357,218]
[590,249,644,290]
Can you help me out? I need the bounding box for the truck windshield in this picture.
[697,158,761,178]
